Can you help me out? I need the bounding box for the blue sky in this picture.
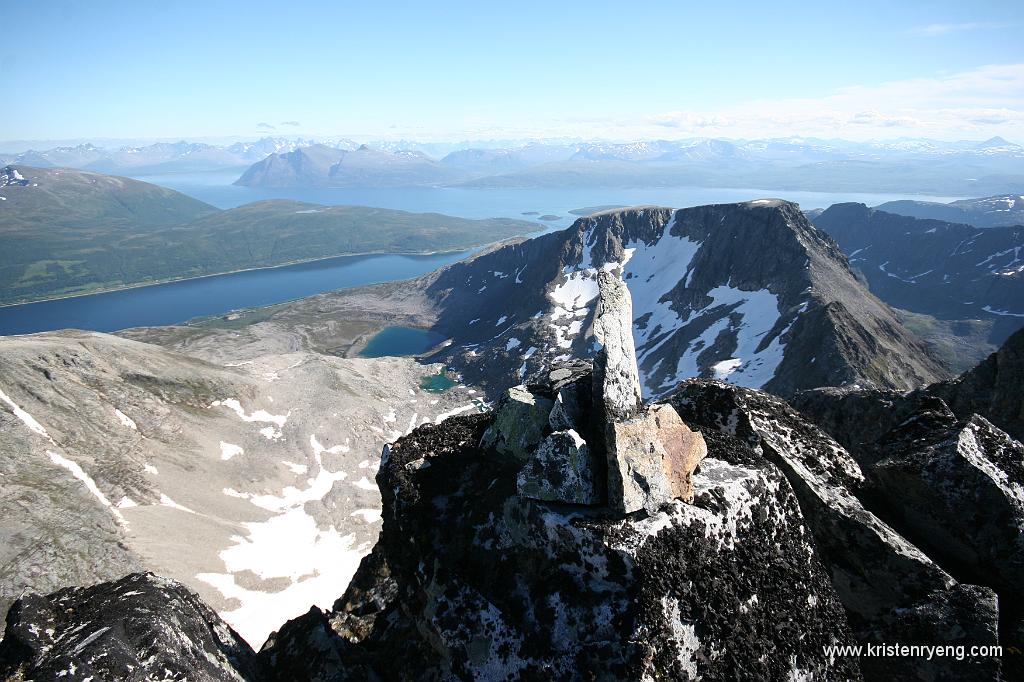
[1,0,1022,143]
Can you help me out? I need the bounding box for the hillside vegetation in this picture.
[0,166,536,305]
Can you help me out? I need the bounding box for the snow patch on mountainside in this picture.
[545,216,791,396]
[197,431,368,648]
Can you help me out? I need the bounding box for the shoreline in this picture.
[0,244,494,310]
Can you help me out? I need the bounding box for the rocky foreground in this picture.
[2,279,1022,681]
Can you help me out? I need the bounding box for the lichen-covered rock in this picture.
[479,384,553,461]
[606,404,707,513]
[872,411,1024,597]
[517,429,602,505]
[260,411,862,681]
[0,572,262,682]
[858,583,1001,682]
[670,380,1005,681]
[593,269,642,422]
[548,384,584,433]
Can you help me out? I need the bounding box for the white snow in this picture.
[351,508,382,523]
[982,305,1024,318]
[198,431,366,648]
[712,358,743,380]
[619,217,700,356]
[197,507,367,649]
[219,442,244,461]
[258,426,281,440]
[144,463,159,475]
[211,399,288,439]
[495,315,508,326]
[976,246,1021,269]
[47,450,127,526]
[434,404,476,424]
[0,388,51,438]
[114,409,137,430]
[281,461,308,475]
[505,337,521,351]
[210,399,288,426]
[0,389,128,526]
[352,476,377,491]
[159,494,195,514]
[116,496,138,509]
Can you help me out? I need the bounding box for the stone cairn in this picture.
[481,269,707,514]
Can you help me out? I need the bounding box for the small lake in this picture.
[0,252,470,336]
[358,326,446,358]
[420,371,459,391]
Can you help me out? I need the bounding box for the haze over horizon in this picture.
[2,0,1022,146]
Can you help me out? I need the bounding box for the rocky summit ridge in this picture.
[2,267,1023,680]
[420,202,947,401]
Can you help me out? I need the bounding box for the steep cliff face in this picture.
[421,202,946,399]
[813,203,1024,327]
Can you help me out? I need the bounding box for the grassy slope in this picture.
[0,168,537,305]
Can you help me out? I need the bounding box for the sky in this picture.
[1,0,1023,145]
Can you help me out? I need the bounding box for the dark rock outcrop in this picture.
[872,410,1024,599]
[0,572,262,681]
[259,408,862,680]
[793,329,1024,677]
[669,380,1003,681]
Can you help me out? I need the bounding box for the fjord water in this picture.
[135,171,968,225]
[0,251,470,335]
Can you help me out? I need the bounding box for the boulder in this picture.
[858,584,1001,682]
[606,404,708,514]
[871,412,1024,597]
[479,384,553,461]
[670,380,1006,681]
[0,572,262,682]
[517,429,602,505]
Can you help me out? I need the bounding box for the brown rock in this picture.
[607,404,708,514]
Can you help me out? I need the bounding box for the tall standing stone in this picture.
[593,270,707,514]
[593,269,643,422]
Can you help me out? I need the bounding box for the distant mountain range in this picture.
[0,138,359,176]
[233,136,1023,195]
[4,136,1021,195]
[874,194,1024,228]
[235,144,463,188]
[0,165,537,305]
